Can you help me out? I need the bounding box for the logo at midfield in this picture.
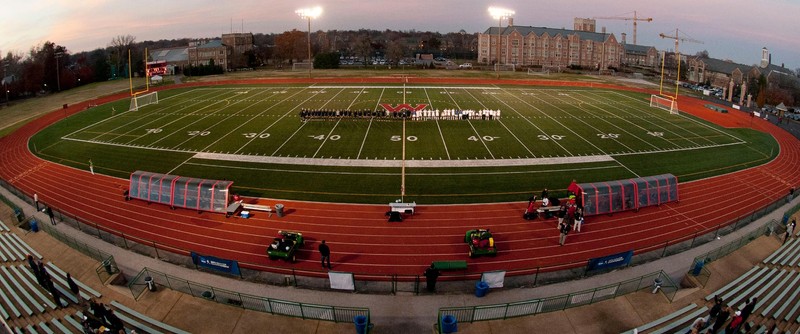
[380,103,428,112]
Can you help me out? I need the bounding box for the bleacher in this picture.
[111,300,191,334]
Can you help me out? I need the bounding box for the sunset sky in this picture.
[1,0,798,70]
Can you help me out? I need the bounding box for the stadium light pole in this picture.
[488,6,514,78]
[55,52,64,92]
[296,6,322,76]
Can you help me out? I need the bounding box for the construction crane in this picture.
[593,11,652,45]
[658,29,704,99]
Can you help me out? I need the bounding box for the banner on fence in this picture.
[191,252,241,276]
[587,250,633,272]
[481,271,506,288]
[329,272,355,291]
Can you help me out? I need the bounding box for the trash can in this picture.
[29,219,39,232]
[102,260,113,275]
[441,314,457,333]
[275,204,285,217]
[145,276,156,292]
[14,208,24,223]
[474,281,489,297]
[353,315,368,334]
[201,290,215,300]
[652,278,663,294]
[692,259,704,276]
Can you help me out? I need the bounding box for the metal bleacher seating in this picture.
[49,318,76,334]
[46,262,101,299]
[621,303,697,334]
[111,300,191,334]
[0,266,35,316]
[37,321,55,334]
[0,219,10,232]
[4,266,58,309]
[15,264,77,305]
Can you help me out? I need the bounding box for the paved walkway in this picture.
[2,185,797,333]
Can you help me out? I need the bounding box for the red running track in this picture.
[1,78,798,279]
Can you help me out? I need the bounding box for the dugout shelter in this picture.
[129,171,233,213]
[576,174,679,216]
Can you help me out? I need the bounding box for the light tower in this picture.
[295,6,322,74]
[488,6,515,78]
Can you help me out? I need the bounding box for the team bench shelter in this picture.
[576,174,679,217]
[128,170,233,214]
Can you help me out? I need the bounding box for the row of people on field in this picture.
[298,108,501,121]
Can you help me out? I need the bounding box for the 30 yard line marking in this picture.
[234,87,312,154]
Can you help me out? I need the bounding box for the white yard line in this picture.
[234,87,311,154]
[356,88,385,159]
[425,88,451,159]
[192,152,615,167]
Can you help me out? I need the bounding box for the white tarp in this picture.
[481,271,506,288]
[328,271,355,291]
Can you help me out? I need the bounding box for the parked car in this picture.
[459,63,472,69]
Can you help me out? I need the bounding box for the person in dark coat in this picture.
[318,240,331,269]
[424,263,441,292]
[27,255,40,280]
[708,295,723,321]
[741,297,757,322]
[45,206,55,225]
[105,309,124,332]
[50,285,63,308]
[67,272,80,296]
[36,261,47,286]
[711,305,731,334]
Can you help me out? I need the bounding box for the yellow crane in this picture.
[593,11,652,45]
[658,29,704,99]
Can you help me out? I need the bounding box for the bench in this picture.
[15,265,77,305]
[47,262,101,298]
[650,306,708,334]
[432,261,467,271]
[241,203,273,212]
[9,234,43,259]
[0,266,40,314]
[772,274,800,318]
[38,264,89,301]
[63,313,84,333]
[6,266,58,310]
[706,266,760,301]
[0,219,10,232]
[758,271,797,317]
[0,281,21,318]
[111,300,191,334]
[48,319,74,334]
[729,268,782,308]
[763,238,794,264]
[620,303,696,334]
[0,234,24,261]
[37,321,54,334]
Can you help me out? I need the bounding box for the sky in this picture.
[1,0,798,71]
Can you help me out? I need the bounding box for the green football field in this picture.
[31,84,778,203]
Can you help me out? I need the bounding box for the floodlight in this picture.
[488,6,515,20]
[296,6,322,19]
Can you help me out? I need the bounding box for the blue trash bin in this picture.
[692,259,704,276]
[29,219,39,233]
[474,281,489,297]
[354,315,368,334]
[441,314,457,333]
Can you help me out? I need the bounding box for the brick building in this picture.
[477,23,625,69]
[221,33,254,69]
[622,43,659,68]
[188,39,228,68]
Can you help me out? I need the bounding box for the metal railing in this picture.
[36,222,121,283]
[129,267,370,324]
[436,270,676,331]
[0,178,795,294]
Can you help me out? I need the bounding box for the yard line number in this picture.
[468,136,500,141]
[243,133,271,139]
[538,135,565,140]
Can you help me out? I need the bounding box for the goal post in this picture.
[129,91,159,111]
[494,63,516,72]
[650,94,678,114]
[292,62,313,71]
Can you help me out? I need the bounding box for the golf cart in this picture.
[267,230,305,262]
[465,229,497,258]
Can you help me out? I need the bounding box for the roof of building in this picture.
[484,25,614,43]
[697,57,748,75]
[623,44,655,55]
[197,39,224,49]
[761,63,794,76]
[150,47,189,63]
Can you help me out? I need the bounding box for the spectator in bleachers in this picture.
[710,305,731,334]
[67,272,80,296]
[50,284,63,308]
[740,297,757,322]
[726,310,743,334]
[104,309,125,333]
[708,295,723,322]
[786,219,797,244]
[689,316,706,332]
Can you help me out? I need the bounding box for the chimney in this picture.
[507,17,513,26]
[769,54,771,66]
[601,26,606,34]
[621,33,627,44]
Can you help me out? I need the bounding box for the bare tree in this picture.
[109,35,137,76]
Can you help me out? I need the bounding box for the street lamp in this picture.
[295,6,322,73]
[488,6,514,78]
